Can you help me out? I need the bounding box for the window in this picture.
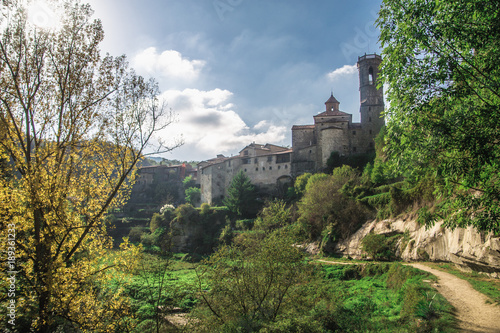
[244,150,249,156]
[278,165,281,170]
[267,156,273,162]
[353,147,357,152]
[369,117,372,122]
[284,165,288,169]
[269,166,272,170]
[244,169,247,172]
[242,158,251,164]
[352,130,356,135]
[262,167,265,171]
[256,167,259,171]
[254,158,258,164]
[276,153,290,164]
[369,67,374,85]
[369,129,372,135]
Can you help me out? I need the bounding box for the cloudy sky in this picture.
[85,0,383,161]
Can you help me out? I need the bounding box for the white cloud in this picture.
[158,88,287,160]
[327,64,357,81]
[132,47,206,82]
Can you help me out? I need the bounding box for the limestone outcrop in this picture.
[334,216,500,277]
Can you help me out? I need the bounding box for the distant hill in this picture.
[140,157,199,168]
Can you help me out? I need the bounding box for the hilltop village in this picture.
[132,53,385,204]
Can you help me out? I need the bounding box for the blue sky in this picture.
[86,0,383,161]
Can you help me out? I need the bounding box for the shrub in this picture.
[128,227,145,243]
[298,166,372,240]
[361,233,400,260]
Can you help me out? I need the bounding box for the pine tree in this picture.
[224,170,257,217]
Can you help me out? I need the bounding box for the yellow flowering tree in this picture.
[0,1,179,331]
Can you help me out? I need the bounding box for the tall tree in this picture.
[223,170,257,217]
[378,0,500,232]
[0,0,179,331]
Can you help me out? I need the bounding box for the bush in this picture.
[298,166,372,240]
[128,227,145,243]
[361,233,401,260]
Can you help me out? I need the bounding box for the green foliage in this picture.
[298,166,372,240]
[150,213,166,233]
[129,227,147,243]
[185,186,201,206]
[218,223,234,245]
[318,263,454,332]
[378,0,500,232]
[200,202,211,215]
[287,172,312,200]
[361,233,401,261]
[182,175,196,189]
[194,231,307,331]
[224,170,258,218]
[253,200,291,232]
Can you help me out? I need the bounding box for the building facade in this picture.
[199,143,293,204]
[199,53,384,204]
[292,53,384,173]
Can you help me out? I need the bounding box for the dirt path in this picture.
[408,263,500,333]
[318,260,500,332]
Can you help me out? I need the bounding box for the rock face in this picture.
[334,216,500,277]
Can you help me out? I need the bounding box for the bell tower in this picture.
[358,54,384,135]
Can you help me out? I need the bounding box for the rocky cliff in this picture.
[333,216,500,277]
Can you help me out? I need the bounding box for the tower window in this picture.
[369,67,374,85]
[352,130,356,135]
[353,147,357,152]
[369,117,372,122]
[369,129,373,135]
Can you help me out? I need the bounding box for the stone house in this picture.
[199,143,292,204]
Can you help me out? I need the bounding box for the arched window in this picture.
[368,67,374,85]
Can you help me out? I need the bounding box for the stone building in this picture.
[292,53,384,174]
[199,143,292,204]
[199,53,384,204]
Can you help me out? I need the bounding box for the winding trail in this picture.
[318,260,500,332]
[408,263,500,333]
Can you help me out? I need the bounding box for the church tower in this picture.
[358,54,384,136]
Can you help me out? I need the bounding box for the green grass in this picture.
[319,263,456,332]
[429,262,500,304]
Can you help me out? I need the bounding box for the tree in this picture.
[0,1,179,331]
[223,170,257,217]
[185,187,201,206]
[378,0,500,232]
[194,231,306,331]
[298,166,371,240]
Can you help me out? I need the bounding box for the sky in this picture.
[84,0,383,161]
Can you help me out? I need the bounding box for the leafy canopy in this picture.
[378,0,500,232]
[0,0,178,331]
